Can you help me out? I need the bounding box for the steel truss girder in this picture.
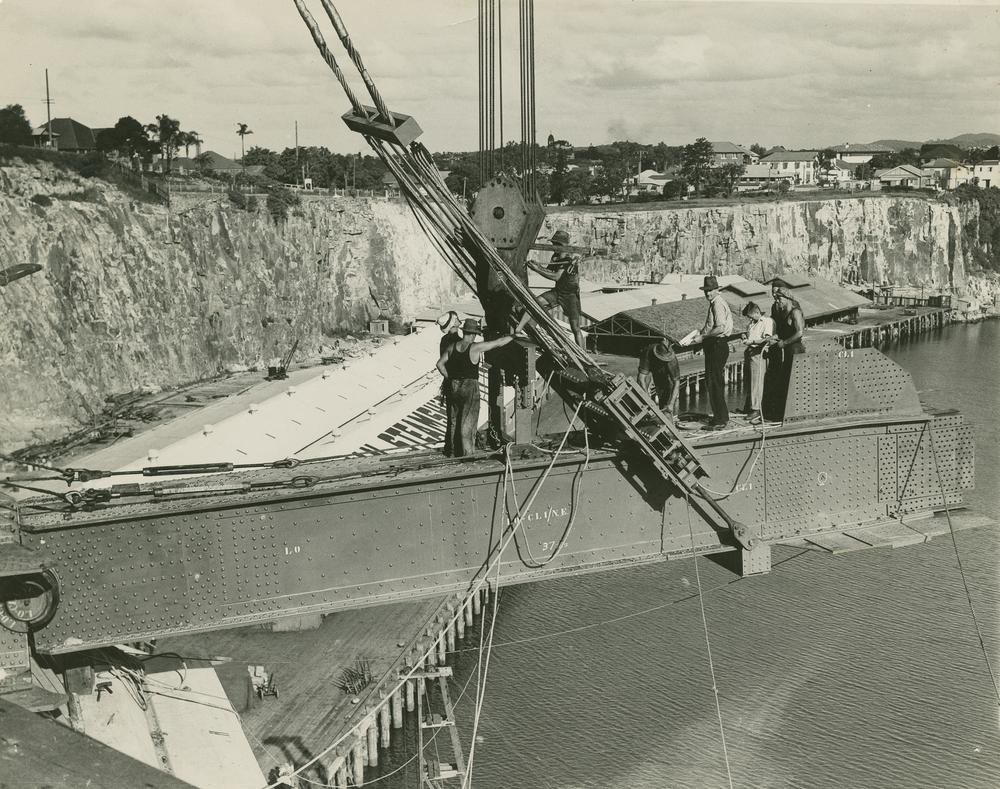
[17,414,973,655]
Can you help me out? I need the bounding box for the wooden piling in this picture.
[392,687,403,729]
[437,629,446,664]
[352,739,365,785]
[472,588,482,615]
[447,618,457,653]
[379,702,391,747]
[405,678,415,712]
[329,756,347,789]
[366,718,378,767]
[464,598,474,628]
[456,609,465,640]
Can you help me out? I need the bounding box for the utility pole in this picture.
[44,69,54,148]
[295,120,299,186]
[353,153,357,190]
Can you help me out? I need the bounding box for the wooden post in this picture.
[405,678,415,712]
[447,618,457,653]
[392,687,403,729]
[464,598,474,627]
[437,629,447,664]
[329,756,347,789]
[456,609,465,640]
[379,702,391,747]
[352,739,365,785]
[472,588,482,615]
[366,718,378,767]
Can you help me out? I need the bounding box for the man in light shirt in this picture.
[739,301,774,424]
[691,275,734,430]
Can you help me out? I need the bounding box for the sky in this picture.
[1,0,999,157]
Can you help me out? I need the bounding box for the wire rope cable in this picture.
[684,493,736,789]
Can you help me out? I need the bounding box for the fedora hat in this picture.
[700,275,720,291]
[652,339,675,360]
[462,318,481,335]
[550,229,570,245]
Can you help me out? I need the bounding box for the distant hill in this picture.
[858,133,1000,152]
[931,132,1000,148]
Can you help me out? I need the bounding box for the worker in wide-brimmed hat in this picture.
[637,338,681,422]
[515,229,585,347]
[691,274,734,430]
[435,311,463,455]
[436,318,514,457]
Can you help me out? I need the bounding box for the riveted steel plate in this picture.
[784,350,921,422]
[17,408,977,654]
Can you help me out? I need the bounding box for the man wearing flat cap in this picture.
[436,319,514,457]
[515,229,585,347]
[691,274,734,430]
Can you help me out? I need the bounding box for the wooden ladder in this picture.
[596,375,755,550]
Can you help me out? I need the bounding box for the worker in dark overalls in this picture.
[763,284,806,421]
[436,311,463,455]
[436,319,514,457]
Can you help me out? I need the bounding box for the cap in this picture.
[700,275,720,292]
[550,229,570,245]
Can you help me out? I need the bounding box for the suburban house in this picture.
[923,158,974,190]
[831,144,894,165]
[629,169,671,195]
[823,159,856,185]
[875,164,935,189]
[737,163,779,190]
[710,141,759,167]
[31,118,98,152]
[973,160,999,188]
[759,150,819,185]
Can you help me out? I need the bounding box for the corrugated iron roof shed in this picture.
[579,275,748,322]
[766,273,812,288]
[612,299,713,343]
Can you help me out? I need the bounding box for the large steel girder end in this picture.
[0,543,60,636]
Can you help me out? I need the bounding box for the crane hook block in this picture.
[342,106,423,147]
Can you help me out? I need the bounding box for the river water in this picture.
[376,322,1000,789]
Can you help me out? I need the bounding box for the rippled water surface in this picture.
[377,323,1000,789]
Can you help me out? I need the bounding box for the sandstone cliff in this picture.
[1,159,996,449]
[0,160,459,448]
[546,196,981,296]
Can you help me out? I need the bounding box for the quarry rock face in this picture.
[0,160,460,448]
[545,197,980,295]
[0,160,994,449]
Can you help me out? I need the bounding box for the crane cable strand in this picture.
[684,492,736,789]
[257,408,584,789]
[926,424,1000,706]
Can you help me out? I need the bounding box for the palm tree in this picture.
[179,130,202,158]
[236,123,253,175]
[145,114,181,173]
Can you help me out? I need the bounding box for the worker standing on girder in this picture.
[437,319,514,457]
[436,311,463,456]
[691,275,734,430]
[637,338,680,423]
[763,284,806,421]
[514,229,585,347]
[739,301,774,424]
